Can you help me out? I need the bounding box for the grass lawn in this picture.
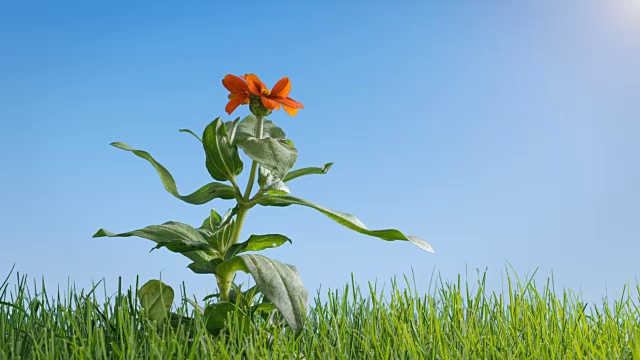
[1,270,639,359]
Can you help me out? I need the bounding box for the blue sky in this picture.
[1,0,639,303]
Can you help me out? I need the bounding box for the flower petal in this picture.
[261,96,280,110]
[271,77,291,98]
[244,74,264,96]
[222,74,248,94]
[277,96,304,110]
[225,93,249,115]
[282,104,299,116]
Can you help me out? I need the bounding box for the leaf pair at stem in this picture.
[94,113,433,336]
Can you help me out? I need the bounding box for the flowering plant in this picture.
[94,74,434,336]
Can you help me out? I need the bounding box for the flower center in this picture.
[261,89,271,96]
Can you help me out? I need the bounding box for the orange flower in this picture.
[245,74,304,116]
[222,74,251,115]
[222,73,304,116]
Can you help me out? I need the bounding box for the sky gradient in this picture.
[1,0,639,303]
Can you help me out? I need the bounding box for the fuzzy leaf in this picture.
[217,255,307,335]
[188,258,223,274]
[256,195,435,253]
[224,118,240,144]
[93,222,213,262]
[197,209,222,238]
[209,220,235,253]
[283,163,334,183]
[110,142,236,205]
[238,254,308,336]
[203,117,243,181]
[258,167,290,194]
[215,256,249,276]
[239,138,297,180]
[226,234,292,260]
[229,115,286,145]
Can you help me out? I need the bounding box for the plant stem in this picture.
[233,115,265,245]
[219,115,265,302]
[229,177,243,200]
[217,205,249,303]
[244,163,259,201]
[243,116,264,201]
[217,274,233,302]
[229,205,249,246]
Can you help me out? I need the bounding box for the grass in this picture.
[1,268,639,359]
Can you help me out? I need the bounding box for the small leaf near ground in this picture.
[204,303,252,336]
[137,280,174,325]
[237,254,308,336]
[204,302,235,335]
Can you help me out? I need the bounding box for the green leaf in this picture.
[283,163,334,183]
[238,254,308,336]
[168,312,196,330]
[239,137,297,180]
[215,256,249,276]
[197,209,222,238]
[178,128,202,142]
[203,302,236,335]
[219,207,238,227]
[230,115,286,146]
[93,222,213,262]
[226,234,292,260]
[217,255,308,335]
[258,166,290,194]
[202,292,222,302]
[197,206,238,242]
[231,115,294,182]
[138,280,174,325]
[187,258,223,274]
[256,195,435,253]
[224,118,240,144]
[252,302,277,314]
[110,142,237,205]
[234,285,260,309]
[183,299,204,315]
[194,209,236,254]
[202,117,244,181]
[204,298,253,337]
[210,220,235,254]
[152,241,210,253]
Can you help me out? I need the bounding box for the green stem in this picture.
[217,205,248,303]
[244,162,259,201]
[229,205,249,246]
[229,177,243,200]
[218,115,265,302]
[216,204,249,302]
[217,274,233,302]
[242,116,265,201]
